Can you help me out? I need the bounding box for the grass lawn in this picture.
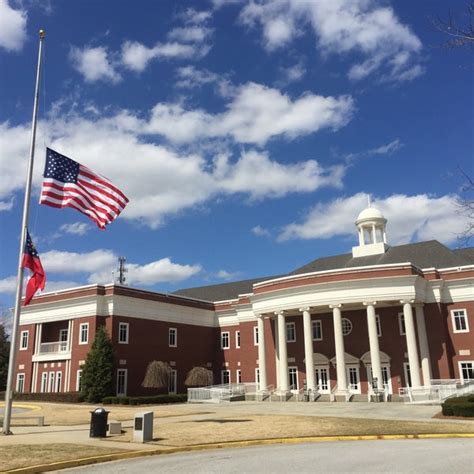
[0,444,126,471]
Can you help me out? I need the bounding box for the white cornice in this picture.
[253,262,417,289]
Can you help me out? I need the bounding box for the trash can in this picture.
[90,408,109,437]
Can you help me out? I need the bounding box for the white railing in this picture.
[38,341,69,354]
[187,383,254,403]
[399,379,474,404]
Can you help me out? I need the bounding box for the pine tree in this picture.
[0,324,10,391]
[80,325,114,403]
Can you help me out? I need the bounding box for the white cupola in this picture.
[352,198,389,258]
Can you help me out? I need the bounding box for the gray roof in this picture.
[174,241,474,302]
[173,276,282,302]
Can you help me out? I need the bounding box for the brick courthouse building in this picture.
[13,205,474,399]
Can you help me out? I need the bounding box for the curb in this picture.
[6,433,474,473]
[0,403,42,411]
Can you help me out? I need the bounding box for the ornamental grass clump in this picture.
[185,367,213,387]
[142,361,170,388]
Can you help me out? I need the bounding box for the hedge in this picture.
[102,394,187,405]
[442,395,474,417]
[0,391,84,403]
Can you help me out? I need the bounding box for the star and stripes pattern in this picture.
[40,148,129,229]
[22,230,46,306]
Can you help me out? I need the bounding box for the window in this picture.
[398,313,406,335]
[16,373,25,393]
[315,367,329,393]
[286,322,296,342]
[253,326,259,345]
[118,322,129,344]
[48,372,55,393]
[342,318,352,336]
[375,314,382,337]
[79,323,89,344]
[347,367,360,392]
[255,368,260,384]
[221,331,230,349]
[459,362,474,383]
[312,320,323,341]
[168,369,177,394]
[221,370,230,385]
[452,309,469,333]
[117,369,127,396]
[235,330,241,348]
[288,367,298,389]
[20,330,28,350]
[55,372,62,392]
[169,328,177,347]
[41,372,48,393]
[59,329,68,351]
[76,370,83,392]
[236,369,242,383]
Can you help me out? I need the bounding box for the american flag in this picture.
[40,148,129,229]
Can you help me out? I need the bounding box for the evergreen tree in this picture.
[80,325,114,403]
[0,324,10,391]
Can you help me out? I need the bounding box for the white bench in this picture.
[11,415,44,426]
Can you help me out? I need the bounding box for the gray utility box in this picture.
[133,411,153,443]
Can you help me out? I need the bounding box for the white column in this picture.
[371,225,377,244]
[274,318,280,389]
[331,304,347,393]
[414,304,432,387]
[67,320,73,351]
[300,307,316,391]
[257,315,268,391]
[275,311,289,391]
[365,302,383,389]
[401,301,422,388]
[35,323,42,355]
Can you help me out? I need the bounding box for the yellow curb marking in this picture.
[6,433,474,473]
[0,403,42,411]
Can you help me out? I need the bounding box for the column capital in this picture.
[299,307,311,313]
[329,304,342,309]
[274,310,285,316]
[255,313,265,319]
[363,301,377,307]
[400,299,415,305]
[413,302,425,309]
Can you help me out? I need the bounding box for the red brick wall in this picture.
[110,315,216,396]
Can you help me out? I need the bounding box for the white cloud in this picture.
[144,82,354,145]
[279,62,306,85]
[214,150,345,199]
[279,193,468,245]
[59,222,90,236]
[168,26,212,43]
[41,249,117,274]
[344,138,402,163]
[0,0,27,52]
[0,91,346,227]
[214,270,241,281]
[69,46,121,83]
[252,225,270,238]
[175,66,232,95]
[121,41,204,72]
[238,0,423,82]
[0,276,17,294]
[179,8,213,25]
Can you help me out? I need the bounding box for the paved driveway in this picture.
[64,438,474,473]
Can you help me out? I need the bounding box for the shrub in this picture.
[0,391,84,403]
[102,394,187,405]
[442,395,474,417]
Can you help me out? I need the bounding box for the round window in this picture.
[342,318,352,336]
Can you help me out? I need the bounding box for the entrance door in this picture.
[367,365,393,394]
[288,367,298,392]
[346,366,361,393]
[315,367,330,393]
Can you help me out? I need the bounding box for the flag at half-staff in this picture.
[39,148,129,229]
[22,231,46,306]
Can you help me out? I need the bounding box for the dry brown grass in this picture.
[114,414,474,447]
[0,444,125,471]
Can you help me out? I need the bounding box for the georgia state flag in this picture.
[22,231,46,306]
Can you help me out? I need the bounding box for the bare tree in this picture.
[431,2,474,48]
[457,169,474,245]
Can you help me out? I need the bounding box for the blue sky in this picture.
[0,0,472,314]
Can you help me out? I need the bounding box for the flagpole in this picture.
[2,30,45,436]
